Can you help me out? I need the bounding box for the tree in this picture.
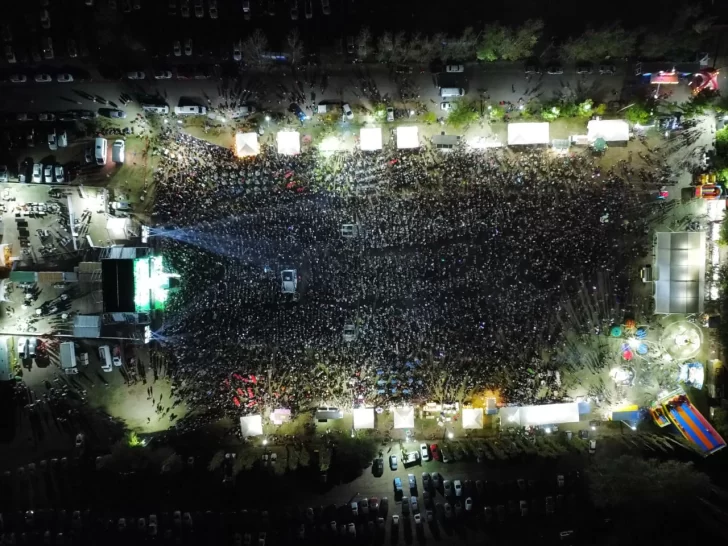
[242,29,270,66]
[560,25,637,61]
[623,100,654,125]
[391,31,409,64]
[587,455,711,522]
[502,19,543,61]
[286,29,304,66]
[476,23,508,61]
[376,32,394,63]
[356,27,372,59]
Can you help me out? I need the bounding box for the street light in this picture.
[262,438,268,446]
[447,431,454,440]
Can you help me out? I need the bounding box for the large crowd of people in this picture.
[152,131,656,424]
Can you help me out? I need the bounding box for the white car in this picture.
[589,439,596,454]
[173,40,181,57]
[446,64,464,73]
[209,0,218,18]
[113,356,122,367]
[35,74,52,83]
[48,132,57,151]
[342,103,353,120]
[419,443,430,461]
[38,113,55,122]
[194,0,203,17]
[454,480,463,497]
[0,165,7,182]
[154,70,173,80]
[9,74,27,83]
[440,102,452,111]
[43,164,52,183]
[414,513,422,525]
[110,110,127,119]
[58,131,68,147]
[17,337,28,355]
[54,165,64,184]
[31,164,42,183]
[184,39,192,56]
[127,71,145,80]
[465,497,473,511]
[75,433,84,447]
[386,106,394,122]
[233,41,242,61]
[56,73,74,83]
[321,0,330,14]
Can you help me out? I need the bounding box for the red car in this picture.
[430,444,440,461]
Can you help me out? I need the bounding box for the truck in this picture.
[402,451,421,468]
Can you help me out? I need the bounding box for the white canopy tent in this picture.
[393,406,415,429]
[654,232,706,314]
[462,408,484,429]
[239,414,264,437]
[587,119,630,142]
[235,132,260,157]
[396,126,420,149]
[276,131,301,155]
[499,402,580,427]
[507,123,550,146]
[360,127,383,151]
[353,407,375,429]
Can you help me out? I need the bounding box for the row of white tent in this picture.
[240,401,583,437]
[236,120,629,157]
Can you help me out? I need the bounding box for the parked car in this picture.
[422,472,432,491]
[0,165,7,182]
[184,39,192,56]
[4,44,16,63]
[43,164,52,183]
[31,164,42,183]
[321,0,330,14]
[40,9,51,29]
[547,64,564,75]
[126,71,145,80]
[154,70,173,79]
[9,74,27,83]
[209,0,218,18]
[304,0,312,19]
[430,444,440,461]
[408,474,417,495]
[233,41,242,61]
[57,73,74,83]
[47,131,57,150]
[576,63,592,74]
[440,102,452,111]
[373,458,384,476]
[431,472,442,490]
[599,64,615,75]
[342,103,353,120]
[446,64,464,72]
[524,63,541,74]
[419,443,430,461]
[173,40,182,57]
[444,480,453,497]
[110,110,127,119]
[386,107,394,122]
[54,165,64,183]
[454,480,463,497]
[38,112,55,121]
[58,131,67,147]
[68,39,78,58]
[34,73,52,83]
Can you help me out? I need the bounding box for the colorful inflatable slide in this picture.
[659,390,726,455]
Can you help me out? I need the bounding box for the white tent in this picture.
[654,232,705,314]
[239,414,264,437]
[235,132,260,157]
[353,407,375,429]
[396,126,419,149]
[462,408,484,429]
[360,127,383,151]
[393,406,415,429]
[499,402,580,427]
[587,120,629,142]
[507,122,550,146]
[276,131,301,155]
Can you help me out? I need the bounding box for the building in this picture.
[654,232,706,314]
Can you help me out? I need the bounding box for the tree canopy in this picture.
[560,24,637,61]
[476,20,544,62]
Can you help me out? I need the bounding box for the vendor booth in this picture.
[235,132,260,157]
[507,123,550,146]
[276,131,301,155]
[360,127,383,151]
[239,414,264,437]
[396,126,420,149]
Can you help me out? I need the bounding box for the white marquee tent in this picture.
[239,414,264,437]
[360,127,383,151]
[353,407,375,429]
[276,131,301,155]
[654,231,706,314]
[499,402,580,427]
[507,122,550,146]
[396,126,420,149]
[587,119,629,142]
[393,406,415,429]
[235,132,260,157]
[462,408,484,429]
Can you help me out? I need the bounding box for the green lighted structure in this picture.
[134,255,176,312]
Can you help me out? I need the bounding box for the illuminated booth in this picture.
[360,127,383,151]
[396,126,420,149]
[277,131,301,155]
[235,132,260,157]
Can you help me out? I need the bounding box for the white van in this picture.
[174,105,208,115]
[440,88,465,98]
[95,137,107,165]
[112,140,125,163]
[99,345,113,372]
[141,104,170,114]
